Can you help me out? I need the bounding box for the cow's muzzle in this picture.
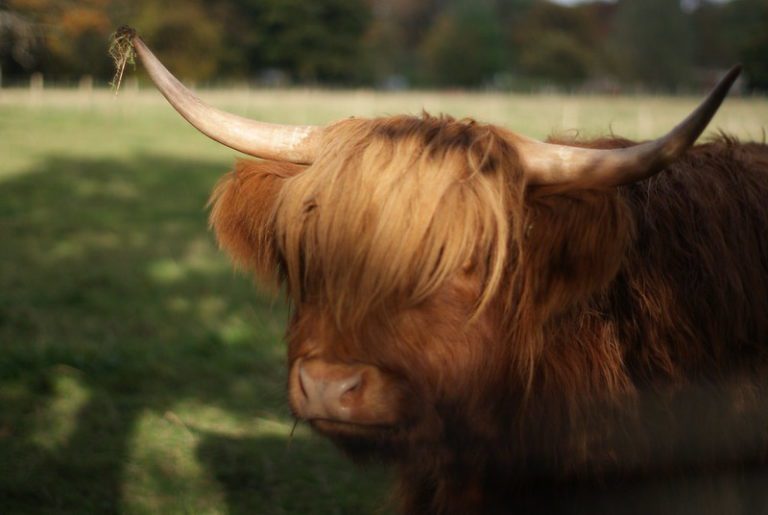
[289,357,401,428]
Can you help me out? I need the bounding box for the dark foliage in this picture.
[1,0,766,89]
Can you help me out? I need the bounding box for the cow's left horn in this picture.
[130,31,321,164]
[515,66,742,186]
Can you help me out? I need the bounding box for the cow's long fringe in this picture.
[211,114,526,328]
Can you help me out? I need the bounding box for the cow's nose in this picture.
[297,359,365,421]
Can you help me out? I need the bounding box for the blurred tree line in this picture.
[0,0,766,91]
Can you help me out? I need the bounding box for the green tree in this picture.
[721,0,768,92]
[515,1,599,86]
[227,0,370,83]
[0,7,38,76]
[421,0,504,87]
[3,0,116,79]
[359,15,408,85]
[690,1,737,68]
[519,31,594,86]
[358,0,451,86]
[611,0,694,90]
[741,27,768,92]
[129,0,224,82]
[489,0,535,71]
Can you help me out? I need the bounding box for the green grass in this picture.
[0,87,766,514]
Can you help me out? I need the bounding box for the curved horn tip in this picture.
[518,64,743,187]
[725,64,743,82]
[711,64,742,102]
[127,31,321,163]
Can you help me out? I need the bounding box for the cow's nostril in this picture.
[296,360,366,420]
[335,373,363,402]
[291,358,398,427]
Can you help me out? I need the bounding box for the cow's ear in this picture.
[208,159,304,285]
[519,187,634,319]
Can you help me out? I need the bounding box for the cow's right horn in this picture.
[515,65,742,186]
[129,30,321,164]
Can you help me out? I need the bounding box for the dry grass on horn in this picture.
[109,25,137,94]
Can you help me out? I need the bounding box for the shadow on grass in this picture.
[197,432,392,515]
[0,155,390,514]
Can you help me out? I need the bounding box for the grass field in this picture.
[1,87,766,514]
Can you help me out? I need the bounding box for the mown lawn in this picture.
[1,87,766,514]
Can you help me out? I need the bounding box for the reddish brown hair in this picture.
[210,115,768,513]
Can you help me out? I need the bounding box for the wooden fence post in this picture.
[29,72,43,105]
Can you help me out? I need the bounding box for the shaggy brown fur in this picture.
[209,114,768,514]
[212,115,526,324]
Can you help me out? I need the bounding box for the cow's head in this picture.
[128,33,740,459]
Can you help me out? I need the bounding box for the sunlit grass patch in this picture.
[29,366,90,451]
[122,409,225,515]
[120,403,391,515]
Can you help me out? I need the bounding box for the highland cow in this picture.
[125,29,768,514]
